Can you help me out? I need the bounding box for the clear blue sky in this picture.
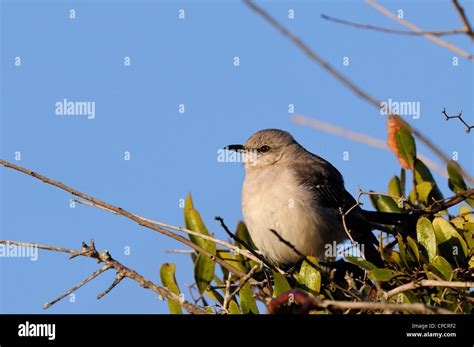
[1,0,473,313]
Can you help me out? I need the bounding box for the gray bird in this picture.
[226,129,402,267]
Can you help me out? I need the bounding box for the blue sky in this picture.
[1,0,473,313]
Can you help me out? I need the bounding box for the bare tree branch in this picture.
[452,0,474,40]
[424,188,474,213]
[0,240,207,314]
[442,108,474,133]
[44,264,111,309]
[268,289,453,314]
[366,0,474,60]
[321,13,467,36]
[214,216,282,274]
[386,279,474,298]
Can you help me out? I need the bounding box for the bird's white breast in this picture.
[242,166,344,265]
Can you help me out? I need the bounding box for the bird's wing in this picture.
[292,153,356,212]
[292,151,382,265]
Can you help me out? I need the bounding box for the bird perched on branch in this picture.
[226,129,413,268]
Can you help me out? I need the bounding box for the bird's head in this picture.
[226,129,298,170]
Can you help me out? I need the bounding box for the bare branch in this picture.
[268,290,453,314]
[366,0,474,60]
[97,272,125,300]
[228,265,260,304]
[0,239,207,314]
[269,229,323,273]
[452,0,474,40]
[222,272,233,313]
[424,188,474,213]
[321,13,467,36]
[386,279,474,298]
[442,108,474,133]
[44,264,111,309]
[338,206,367,260]
[214,216,281,274]
[243,0,380,107]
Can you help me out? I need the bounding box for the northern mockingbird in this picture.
[226,129,410,267]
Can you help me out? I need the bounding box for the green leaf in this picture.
[345,256,378,271]
[414,159,443,201]
[406,236,420,263]
[239,282,258,314]
[160,263,183,314]
[388,176,402,197]
[184,194,215,253]
[400,168,406,196]
[395,126,417,170]
[375,195,404,213]
[447,161,474,208]
[295,256,321,294]
[411,181,434,205]
[447,160,467,192]
[272,270,291,297]
[397,234,408,268]
[233,221,258,272]
[183,193,216,294]
[228,300,241,314]
[368,268,402,282]
[432,217,468,260]
[430,255,453,281]
[384,250,403,269]
[460,205,473,223]
[416,217,437,262]
[235,221,256,250]
[194,253,216,294]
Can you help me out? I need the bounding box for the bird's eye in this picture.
[259,145,270,153]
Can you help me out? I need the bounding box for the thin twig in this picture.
[320,298,453,314]
[339,206,367,260]
[229,265,260,302]
[214,216,281,274]
[0,239,207,314]
[268,290,453,314]
[452,0,474,40]
[268,229,323,273]
[163,249,196,254]
[442,108,474,133]
[366,0,474,60]
[386,279,474,298]
[321,13,467,36]
[425,188,474,213]
[222,272,233,313]
[243,0,380,107]
[44,264,111,309]
[97,273,125,299]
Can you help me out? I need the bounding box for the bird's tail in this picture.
[362,210,418,235]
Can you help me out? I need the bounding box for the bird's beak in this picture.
[224,144,246,152]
